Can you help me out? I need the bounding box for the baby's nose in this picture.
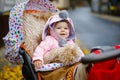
[61,28,65,31]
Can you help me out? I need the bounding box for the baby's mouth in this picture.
[60,33,66,36]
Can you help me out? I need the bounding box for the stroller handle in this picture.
[81,49,120,64]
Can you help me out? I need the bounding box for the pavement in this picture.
[92,13,120,23]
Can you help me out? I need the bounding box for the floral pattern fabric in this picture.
[3,1,27,64]
[36,63,63,71]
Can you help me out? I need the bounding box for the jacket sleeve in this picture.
[32,36,53,63]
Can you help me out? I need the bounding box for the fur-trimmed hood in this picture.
[42,10,76,42]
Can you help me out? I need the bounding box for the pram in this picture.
[3,0,120,80]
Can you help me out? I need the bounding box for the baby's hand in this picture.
[33,60,43,69]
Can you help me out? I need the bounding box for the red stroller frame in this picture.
[82,45,120,80]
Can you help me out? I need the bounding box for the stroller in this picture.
[3,0,120,80]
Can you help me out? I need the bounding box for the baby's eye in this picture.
[64,27,68,29]
[57,27,61,29]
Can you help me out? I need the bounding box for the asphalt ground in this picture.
[92,13,120,23]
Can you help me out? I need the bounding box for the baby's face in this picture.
[54,21,70,39]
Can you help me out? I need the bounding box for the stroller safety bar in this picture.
[81,49,120,64]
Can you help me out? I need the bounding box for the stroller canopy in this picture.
[3,0,58,64]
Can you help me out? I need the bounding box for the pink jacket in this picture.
[32,35,77,63]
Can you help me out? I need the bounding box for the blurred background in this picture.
[0,0,120,79]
